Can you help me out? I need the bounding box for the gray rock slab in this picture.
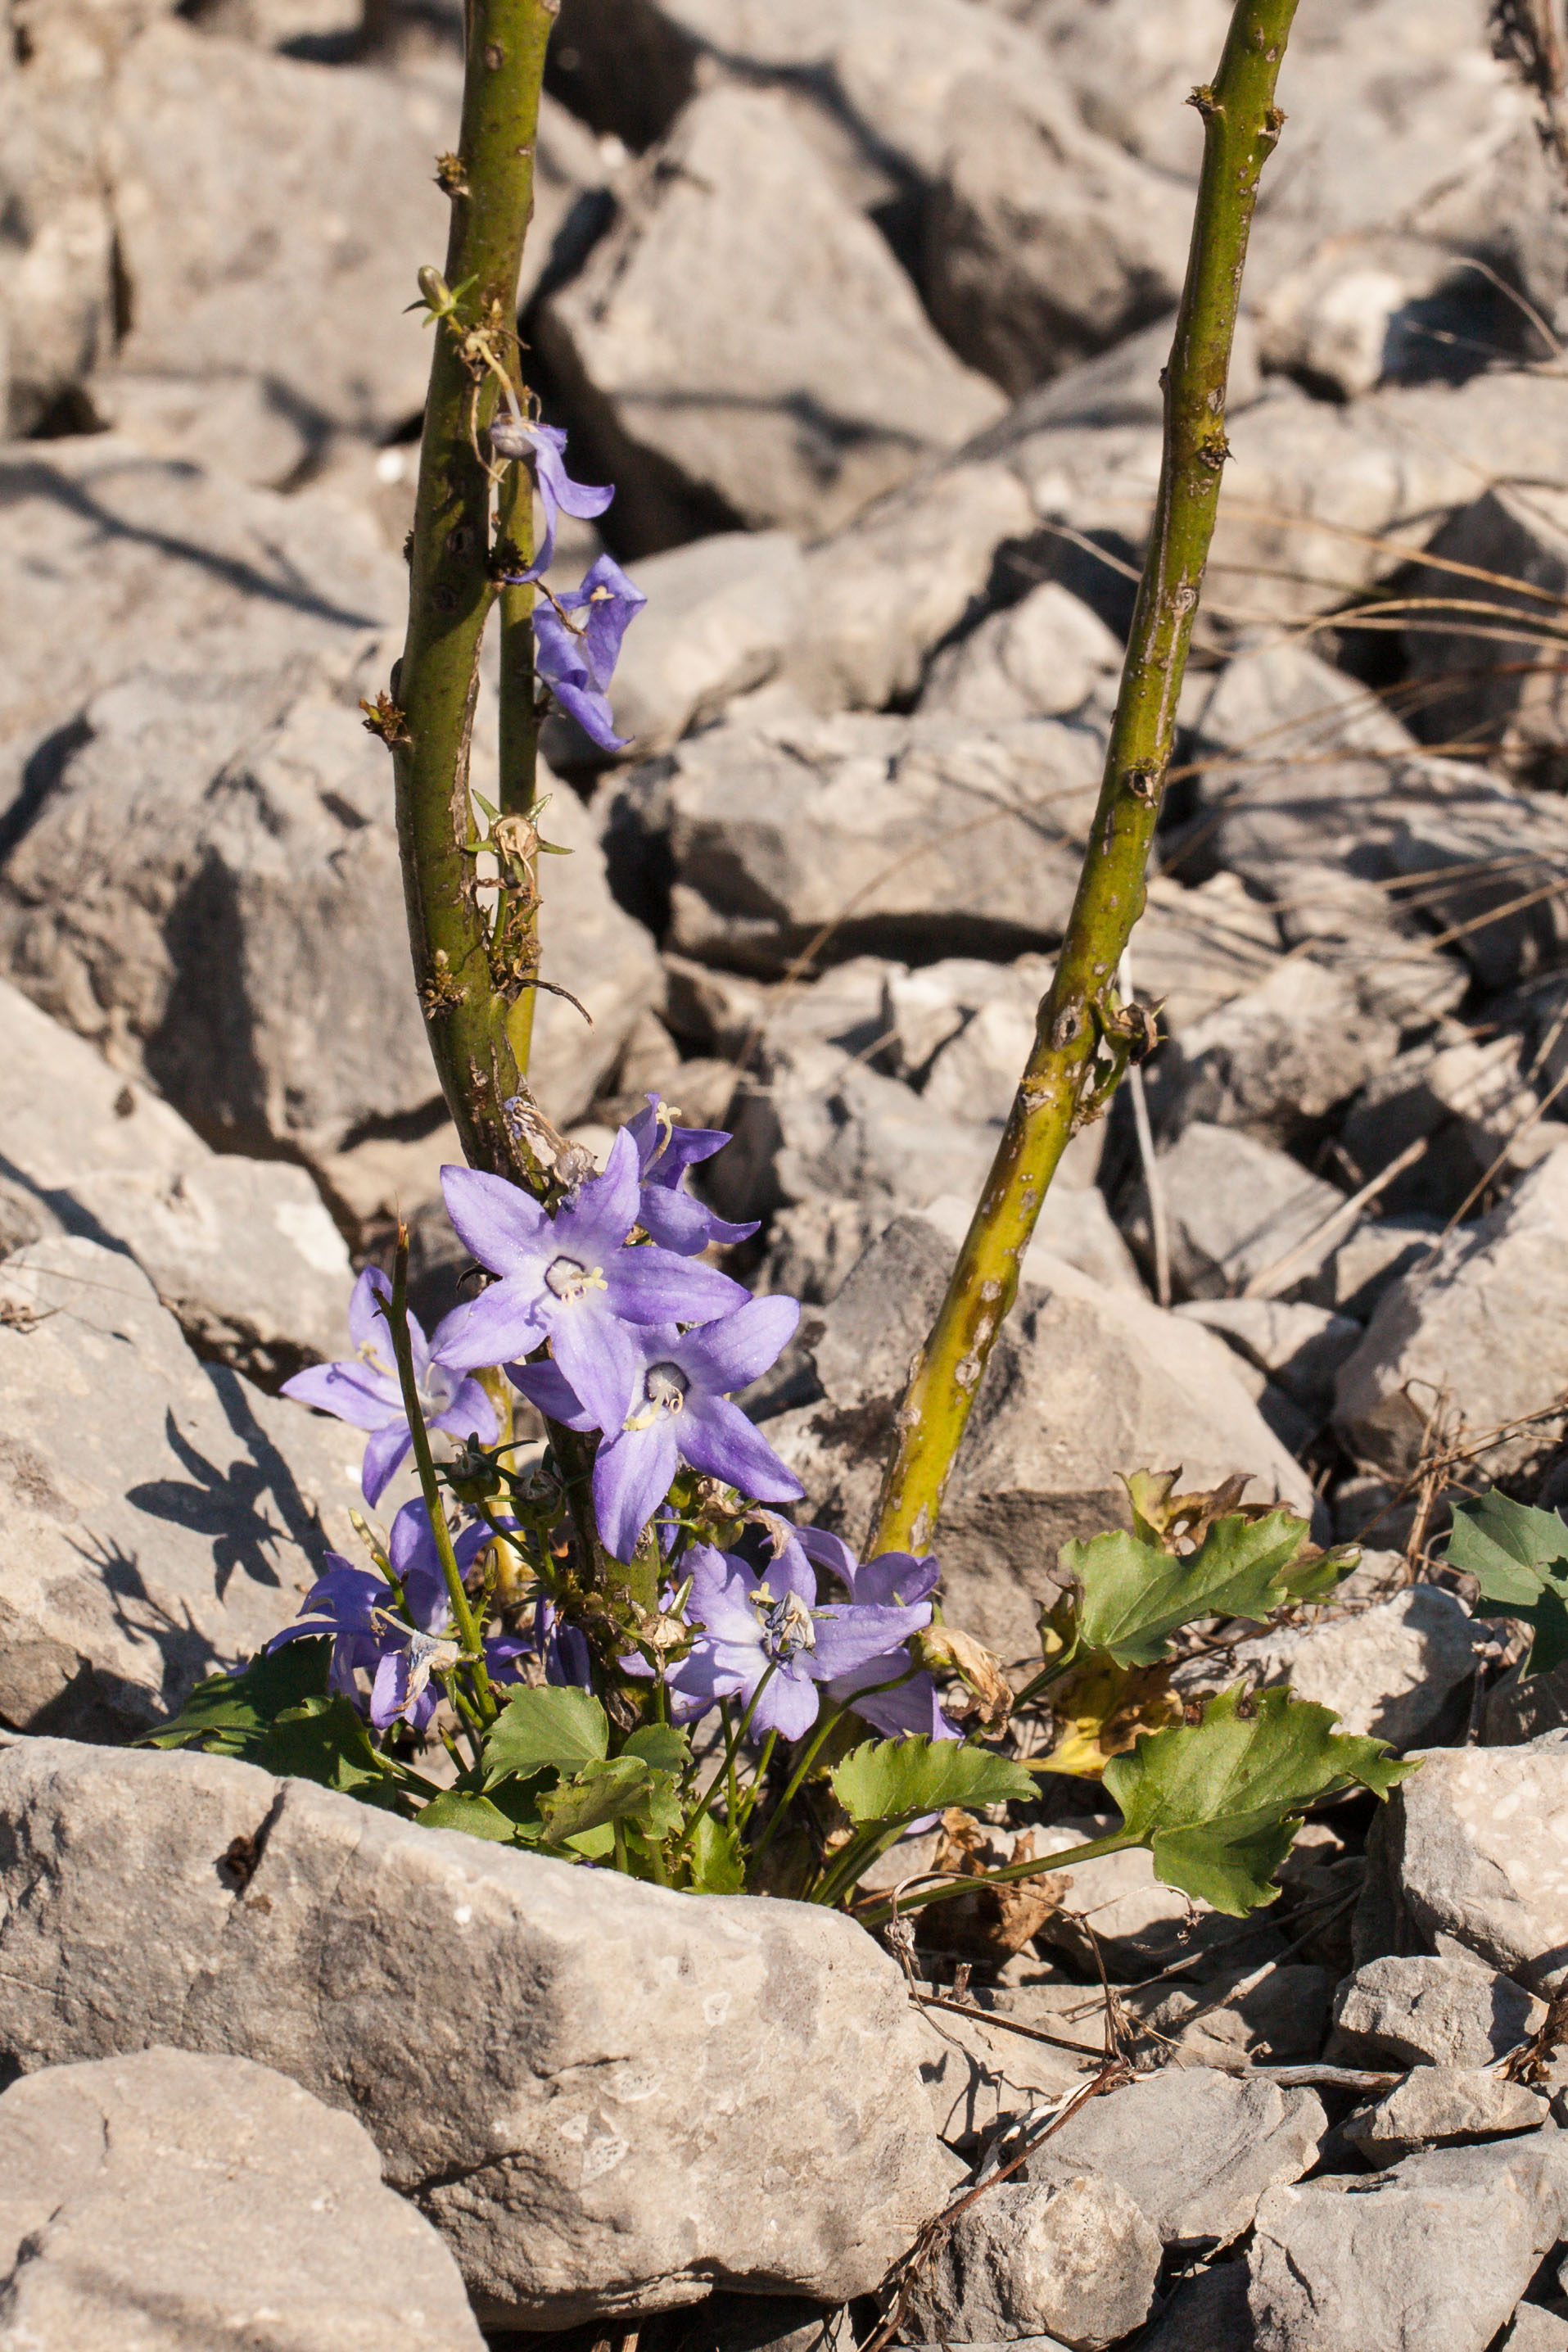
[0,2047,485,2350]
[1125,1122,1347,1301]
[0,976,350,1383]
[919,582,1121,726]
[911,2006,1091,2149]
[0,1737,951,2327]
[1249,2135,1568,2352]
[1403,486,1568,778]
[0,1236,358,1737]
[762,1214,1315,1662]
[106,20,453,441]
[1152,959,1403,1147]
[905,2172,1160,2352]
[1356,1730,1568,1994]
[1335,1146,1568,1479]
[648,707,1101,977]
[1345,2065,1549,2165]
[1026,2067,1326,2248]
[1501,2308,1568,2352]
[1329,1955,1549,2071]
[1032,1830,1286,1982]
[0,435,401,838]
[1132,1961,1335,2071]
[1304,1216,1444,1322]
[583,530,808,758]
[537,81,1003,550]
[1171,1585,1484,1750]
[1175,1297,1362,1418]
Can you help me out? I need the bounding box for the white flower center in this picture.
[756,1585,816,1662]
[625,1362,689,1431]
[545,1255,607,1303]
[421,1364,458,1415]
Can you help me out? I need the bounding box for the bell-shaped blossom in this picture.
[490,418,614,581]
[793,1526,959,1742]
[625,1095,758,1255]
[667,1541,932,1743]
[438,1129,747,1431]
[533,554,646,751]
[281,1268,497,1506]
[511,1296,804,1561]
[266,1501,508,1731]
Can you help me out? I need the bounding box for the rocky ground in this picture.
[2,0,1568,2345]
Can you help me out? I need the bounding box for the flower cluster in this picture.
[488,416,644,751]
[277,1095,954,1750]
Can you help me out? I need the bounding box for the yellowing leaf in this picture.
[1044,1653,1182,1778]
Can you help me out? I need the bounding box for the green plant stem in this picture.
[671,1665,779,1861]
[854,1830,1136,1930]
[390,0,555,1186]
[386,1233,497,1723]
[868,0,1299,1559]
[747,1699,849,1872]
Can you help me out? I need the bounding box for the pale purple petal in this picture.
[507,1358,596,1429]
[810,1602,931,1681]
[673,1296,800,1394]
[594,1421,681,1561]
[433,1281,548,1373]
[852,1550,942,1611]
[282,1359,402,1432]
[635,1183,758,1255]
[556,1127,640,1258]
[347,1265,393,1358]
[441,1165,550,1278]
[829,1656,959,1741]
[361,1420,413,1505]
[576,553,647,685]
[794,1526,860,1587]
[368,1650,408,1729]
[750,1666,820,1743]
[428,1375,499,1447]
[547,1301,638,1435]
[679,1395,804,1504]
[604,1247,748,1327]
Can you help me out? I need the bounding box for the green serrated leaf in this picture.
[138,1639,332,1748]
[683,1810,746,1893]
[829,1735,1037,1825]
[623,1723,691,1775]
[1448,1494,1568,1676]
[416,1789,522,1843]
[1103,1685,1415,1916]
[247,1696,405,1808]
[1064,1510,1309,1667]
[482,1685,608,1785]
[537,1755,682,1843]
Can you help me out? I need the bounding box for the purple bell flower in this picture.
[793,1526,959,1742]
[625,1095,759,1255]
[533,554,646,752]
[510,1295,804,1561]
[268,1500,495,1731]
[667,1540,932,1743]
[438,1129,747,1431]
[490,419,614,583]
[281,1267,498,1506]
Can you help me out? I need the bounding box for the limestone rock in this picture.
[1126,1123,1346,1300]
[0,2047,486,2351]
[1501,2309,1568,2352]
[537,82,1004,551]
[919,583,1121,726]
[1027,2068,1326,2247]
[0,436,401,840]
[1249,2135,1568,2352]
[906,2172,1160,2352]
[1329,1955,1549,2072]
[1403,486,1568,785]
[1344,2065,1549,2166]
[761,1214,1315,1661]
[1358,1730,1568,1994]
[0,1737,951,2326]
[0,977,350,1384]
[1175,1298,1362,1419]
[648,708,1102,977]
[1136,2263,1254,2352]
[1151,960,1403,1147]
[0,1237,358,1738]
[1334,1146,1568,1479]
[106,20,452,443]
[1171,1586,1484,1750]
[1485,1658,1568,1747]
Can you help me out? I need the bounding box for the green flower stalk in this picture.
[870,0,1301,1558]
[386,0,557,1188]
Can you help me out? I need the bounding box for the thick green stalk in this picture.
[870,0,1299,1557]
[390,0,555,1185]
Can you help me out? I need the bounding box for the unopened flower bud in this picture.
[488,411,533,460]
